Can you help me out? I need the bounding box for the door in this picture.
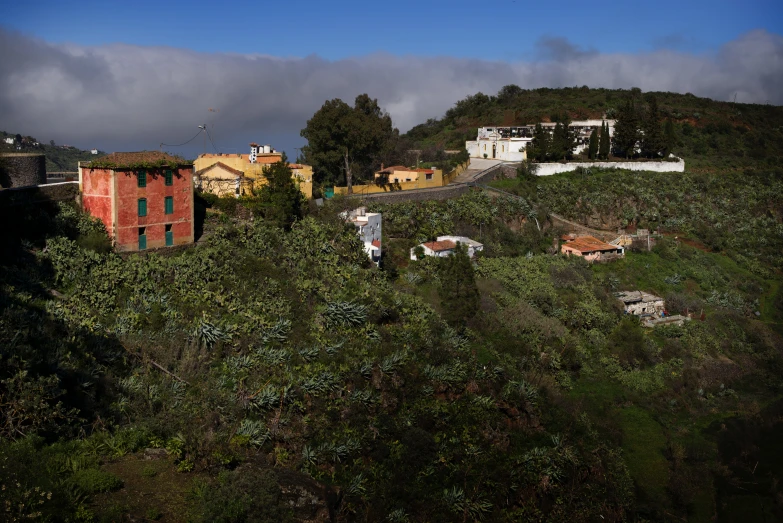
[165,230,173,246]
[139,233,147,250]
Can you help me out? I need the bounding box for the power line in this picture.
[160,129,204,149]
[205,126,219,153]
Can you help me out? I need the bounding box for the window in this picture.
[164,169,173,186]
[164,196,173,215]
[138,227,146,250]
[137,170,146,188]
[165,224,173,247]
[138,198,147,217]
[425,173,433,181]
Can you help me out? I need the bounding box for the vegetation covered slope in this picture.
[0,131,103,172]
[1,185,781,521]
[403,86,783,168]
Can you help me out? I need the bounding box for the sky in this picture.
[1,0,782,159]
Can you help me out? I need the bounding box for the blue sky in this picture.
[5,0,782,60]
[1,1,781,158]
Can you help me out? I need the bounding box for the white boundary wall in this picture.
[534,158,685,176]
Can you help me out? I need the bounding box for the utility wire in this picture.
[160,129,204,149]
[205,126,219,153]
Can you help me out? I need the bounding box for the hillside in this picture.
[403,86,783,168]
[0,131,104,172]
[1,185,781,521]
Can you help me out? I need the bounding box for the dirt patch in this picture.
[662,233,711,252]
[91,454,204,522]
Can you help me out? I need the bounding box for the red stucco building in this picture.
[79,152,194,251]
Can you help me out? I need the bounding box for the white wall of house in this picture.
[624,299,665,316]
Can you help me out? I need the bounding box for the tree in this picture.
[599,121,610,160]
[438,243,480,326]
[49,140,55,147]
[662,119,677,157]
[612,97,639,158]
[527,123,550,162]
[253,154,306,230]
[550,118,576,161]
[640,95,664,158]
[587,128,598,160]
[301,94,397,193]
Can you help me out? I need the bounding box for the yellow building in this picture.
[194,144,313,199]
[334,165,445,196]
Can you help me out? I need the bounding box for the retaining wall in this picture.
[352,184,470,204]
[0,181,80,207]
[533,158,685,176]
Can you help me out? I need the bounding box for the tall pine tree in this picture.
[527,123,550,162]
[439,243,480,327]
[588,128,598,160]
[641,95,664,158]
[551,118,575,160]
[612,97,639,158]
[599,121,610,160]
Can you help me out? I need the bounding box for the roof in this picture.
[90,151,191,168]
[198,153,283,164]
[423,240,457,252]
[371,239,381,248]
[616,291,663,304]
[562,235,619,253]
[195,161,244,177]
[377,165,408,174]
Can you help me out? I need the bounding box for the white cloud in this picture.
[1,28,780,157]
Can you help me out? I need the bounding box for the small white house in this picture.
[410,236,483,260]
[616,291,665,317]
[91,149,98,155]
[3,138,13,145]
[343,207,382,265]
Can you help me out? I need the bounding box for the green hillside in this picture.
[0,131,104,172]
[403,86,783,168]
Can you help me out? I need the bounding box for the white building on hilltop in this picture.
[343,207,382,265]
[410,235,483,260]
[466,120,616,161]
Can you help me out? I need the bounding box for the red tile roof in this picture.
[562,236,618,253]
[423,240,457,252]
[377,165,408,173]
[371,239,381,248]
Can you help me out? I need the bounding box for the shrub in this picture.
[71,468,124,494]
[196,468,292,523]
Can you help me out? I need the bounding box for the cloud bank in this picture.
[0,28,781,157]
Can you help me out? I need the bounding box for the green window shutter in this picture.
[165,170,173,186]
[164,196,173,215]
[139,233,147,250]
[165,230,173,246]
[138,198,147,217]
[138,170,146,188]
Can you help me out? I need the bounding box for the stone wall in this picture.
[533,158,685,176]
[0,153,47,188]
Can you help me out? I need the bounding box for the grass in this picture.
[618,406,670,504]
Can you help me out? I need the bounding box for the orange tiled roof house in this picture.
[560,235,624,262]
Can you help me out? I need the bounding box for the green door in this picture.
[165,230,173,246]
[139,234,147,250]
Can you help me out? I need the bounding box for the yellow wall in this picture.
[194,154,312,199]
[334,168,444,196]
